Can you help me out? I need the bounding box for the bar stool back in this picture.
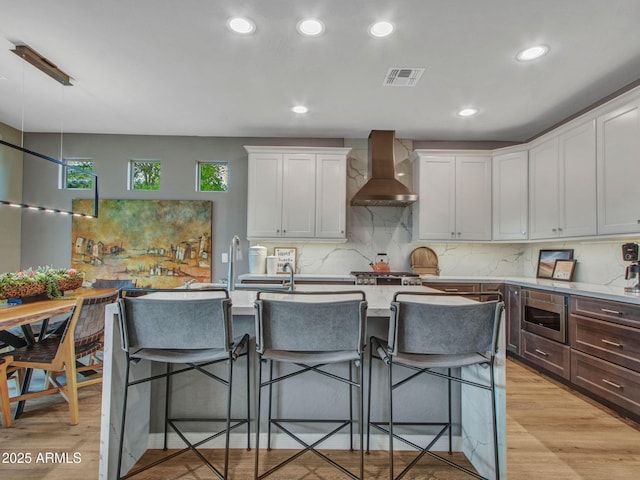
[367,291,504,480]
[116,288,250,480]
[254,290,367,480]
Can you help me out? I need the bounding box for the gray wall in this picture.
[20,133,342,280]
[0,123,23,272]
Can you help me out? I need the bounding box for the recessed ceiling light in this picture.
[297,19,325,37]
[369,21,394,38]
[458,108,478,117]
[227,17,256,35]
[516,45,549,61]
[292,105,308,114]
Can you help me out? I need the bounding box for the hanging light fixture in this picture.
[0,44,99,217]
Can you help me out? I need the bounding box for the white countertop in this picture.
[421,275,640,304]
[176,283,472,316]
[239,273,355,283]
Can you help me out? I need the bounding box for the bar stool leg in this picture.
[349,360,354,451]
[164,363,171,450]
[254,355,263,480]
[246,349,251,451]
[267,360,273,450]
[388,360,394,480]
[491,366,500,480]
[224,356,234,480]
[366,342,374,454]
[116,358,131,480]
[448,368,452,455]
[358,355,364,480]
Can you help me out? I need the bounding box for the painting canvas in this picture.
[72,199,212,288]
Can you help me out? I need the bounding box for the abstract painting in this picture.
[72,199,212,288]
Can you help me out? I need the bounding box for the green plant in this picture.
[0,266,82,300]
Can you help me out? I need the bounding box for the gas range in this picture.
[350,271,422,286]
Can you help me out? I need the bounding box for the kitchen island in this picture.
[98,284,505,479]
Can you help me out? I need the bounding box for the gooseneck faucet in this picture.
[283,261,295,291]
[227,235,242,291]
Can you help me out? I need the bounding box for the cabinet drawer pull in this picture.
[601,308,622,316]
[601,378,623,390]
[534,349,548,357]
[444,288,459,292]
[601,339,623,348]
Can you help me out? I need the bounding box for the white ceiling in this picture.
[1,0,640,142]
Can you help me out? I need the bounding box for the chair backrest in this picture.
[254,290,367,354]
[117,289,232,352]
[388,292,504,356]
[59,290,120,359]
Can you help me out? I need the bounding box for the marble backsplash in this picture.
[255,137,640,288]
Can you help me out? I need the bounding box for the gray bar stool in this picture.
[253,290,368,480]
[116,288,250,480]
[366,291,504,480]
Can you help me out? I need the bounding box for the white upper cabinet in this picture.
[492,150,528,240]
[315,154,347,238]
[245,146,351,241]
[597,98,640,235]
[529,120,596,239]
[412,152,491,241]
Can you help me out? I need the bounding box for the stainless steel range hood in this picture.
[350,130,418,206]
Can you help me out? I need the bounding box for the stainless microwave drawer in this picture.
[569,314,640,372]
[571,350,640,417]
[522,331,571,380]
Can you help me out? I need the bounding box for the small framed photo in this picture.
[552,259,577,281]
[536,249,573,279]
[274,247,296,274]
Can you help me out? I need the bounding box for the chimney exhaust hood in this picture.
[350,130,418,206]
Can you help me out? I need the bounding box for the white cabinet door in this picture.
[529,137,560,239]
[281,154,316,238]
[597,99,640,235]
[414,156,456,240]
[559,120,596,237]
[316,154,347,238]
[456,156,492,240]
[492,151,528,240]
[247,153,283,238]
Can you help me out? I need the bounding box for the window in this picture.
[197,161,228,192]
[62,159,94,189]
[129,160,161,191]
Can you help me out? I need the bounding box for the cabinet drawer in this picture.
[521,330,571,380]
[423,282,478,293]
[570,296,640,328]
[571,350,640,417]
[570,314,640,372]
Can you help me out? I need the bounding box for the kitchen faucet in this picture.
[227,235,242,291]
[283,261,295,291]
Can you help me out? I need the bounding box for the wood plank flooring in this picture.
[1,358,639,479]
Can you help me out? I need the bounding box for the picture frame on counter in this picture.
[536,249,573,279]
[274,247,296,274]
[552,259,577,281]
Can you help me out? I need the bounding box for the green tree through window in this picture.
[199,162,228,192]
[131,161,161,190]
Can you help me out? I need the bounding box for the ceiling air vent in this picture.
[383,67,425,87]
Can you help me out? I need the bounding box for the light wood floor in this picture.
[1,358,639,479]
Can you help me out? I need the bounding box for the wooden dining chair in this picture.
[0,356,13,427]
[0,290,119,426]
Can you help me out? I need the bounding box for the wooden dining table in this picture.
[0,288,117,418]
